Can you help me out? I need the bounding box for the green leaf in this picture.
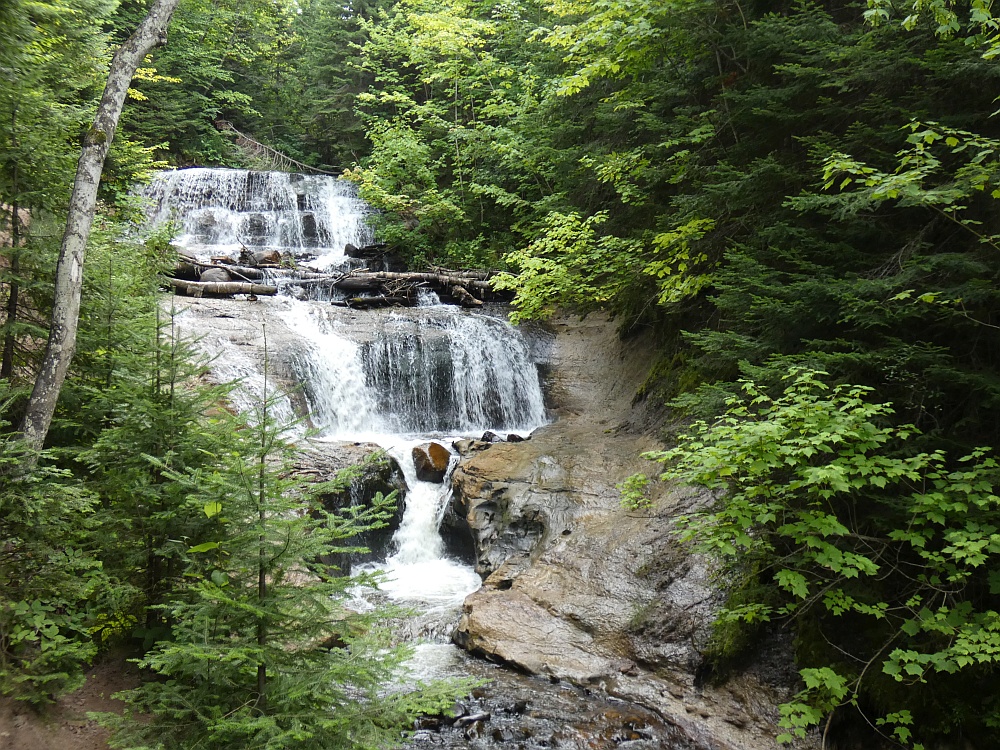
[188,541,220,553]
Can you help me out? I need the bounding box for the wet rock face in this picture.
[408,660,697,750]
[450,313,817,750]
[451,443,574,577]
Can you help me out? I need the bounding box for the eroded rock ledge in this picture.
[450,313,817,750]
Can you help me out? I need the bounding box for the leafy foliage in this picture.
[633,369,1000,746]
[99,393,467,750]
[0,425,106,702]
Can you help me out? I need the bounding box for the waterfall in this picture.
[143,167,373,268]
[153,166,546,664]
[278,300,384,436]
[371,440,482,611]
[282,302,547,439]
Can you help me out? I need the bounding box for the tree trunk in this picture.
[2,199,20,380]
[18,0,181,456]
[3,107,21,380]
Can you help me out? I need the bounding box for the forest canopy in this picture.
[3,0,1000,746]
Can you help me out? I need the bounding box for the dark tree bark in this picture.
[3,105,22,380]
[2,199,21,380]
[19,0,181,457]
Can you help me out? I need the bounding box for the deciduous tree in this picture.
[19,0,181,458]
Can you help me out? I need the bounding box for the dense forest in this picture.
[3,0,1000,746]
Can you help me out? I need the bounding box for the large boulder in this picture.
[412,441,452,483]
[293,441,407,574]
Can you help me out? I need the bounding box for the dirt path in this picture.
[0,649,137,750]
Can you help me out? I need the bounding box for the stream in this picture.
[146,167,692,750]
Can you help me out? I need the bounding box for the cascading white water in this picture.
[370,440,482,611]
[152,167,548,677]
[281,302,547,438]
[278,301,384,436]
[148,168,688,750]
[143,168,373,268]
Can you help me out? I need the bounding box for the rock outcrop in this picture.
[293,440,407,572]
[451,313,817,750]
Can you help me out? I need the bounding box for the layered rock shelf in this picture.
[446,313,816,750]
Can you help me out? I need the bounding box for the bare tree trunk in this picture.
[2,236,20,380]
[18,0,180,457]
[3,106,21,380]
[2,195,21,380]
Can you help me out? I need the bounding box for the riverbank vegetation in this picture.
[3,0,1000,745]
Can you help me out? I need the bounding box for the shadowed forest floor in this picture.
[0,648,137,750]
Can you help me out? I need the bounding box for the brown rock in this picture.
[412,441,452,482]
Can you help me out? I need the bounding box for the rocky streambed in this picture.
[430,314,812,750]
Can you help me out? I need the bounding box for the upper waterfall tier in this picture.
[143,168,373,268]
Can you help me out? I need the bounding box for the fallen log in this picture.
[168,278,277,297]
[338,295,411,309]
[174,259,267,281]
[428,265,495,280]
[294,277,346,287]
[335,276,383,291]
[335,271,492,291]
[291,271,341,280]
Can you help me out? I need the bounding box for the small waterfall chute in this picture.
[283,303,546,438]
[364,440,482,611]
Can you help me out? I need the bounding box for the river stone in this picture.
[199,266,231,283]
[412,441,451,482]
[453,438,489,456]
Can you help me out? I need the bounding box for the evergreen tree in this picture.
[101,392,466,750]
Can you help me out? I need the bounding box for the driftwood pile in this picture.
[167,245,498,308]
[330,269,492,308]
